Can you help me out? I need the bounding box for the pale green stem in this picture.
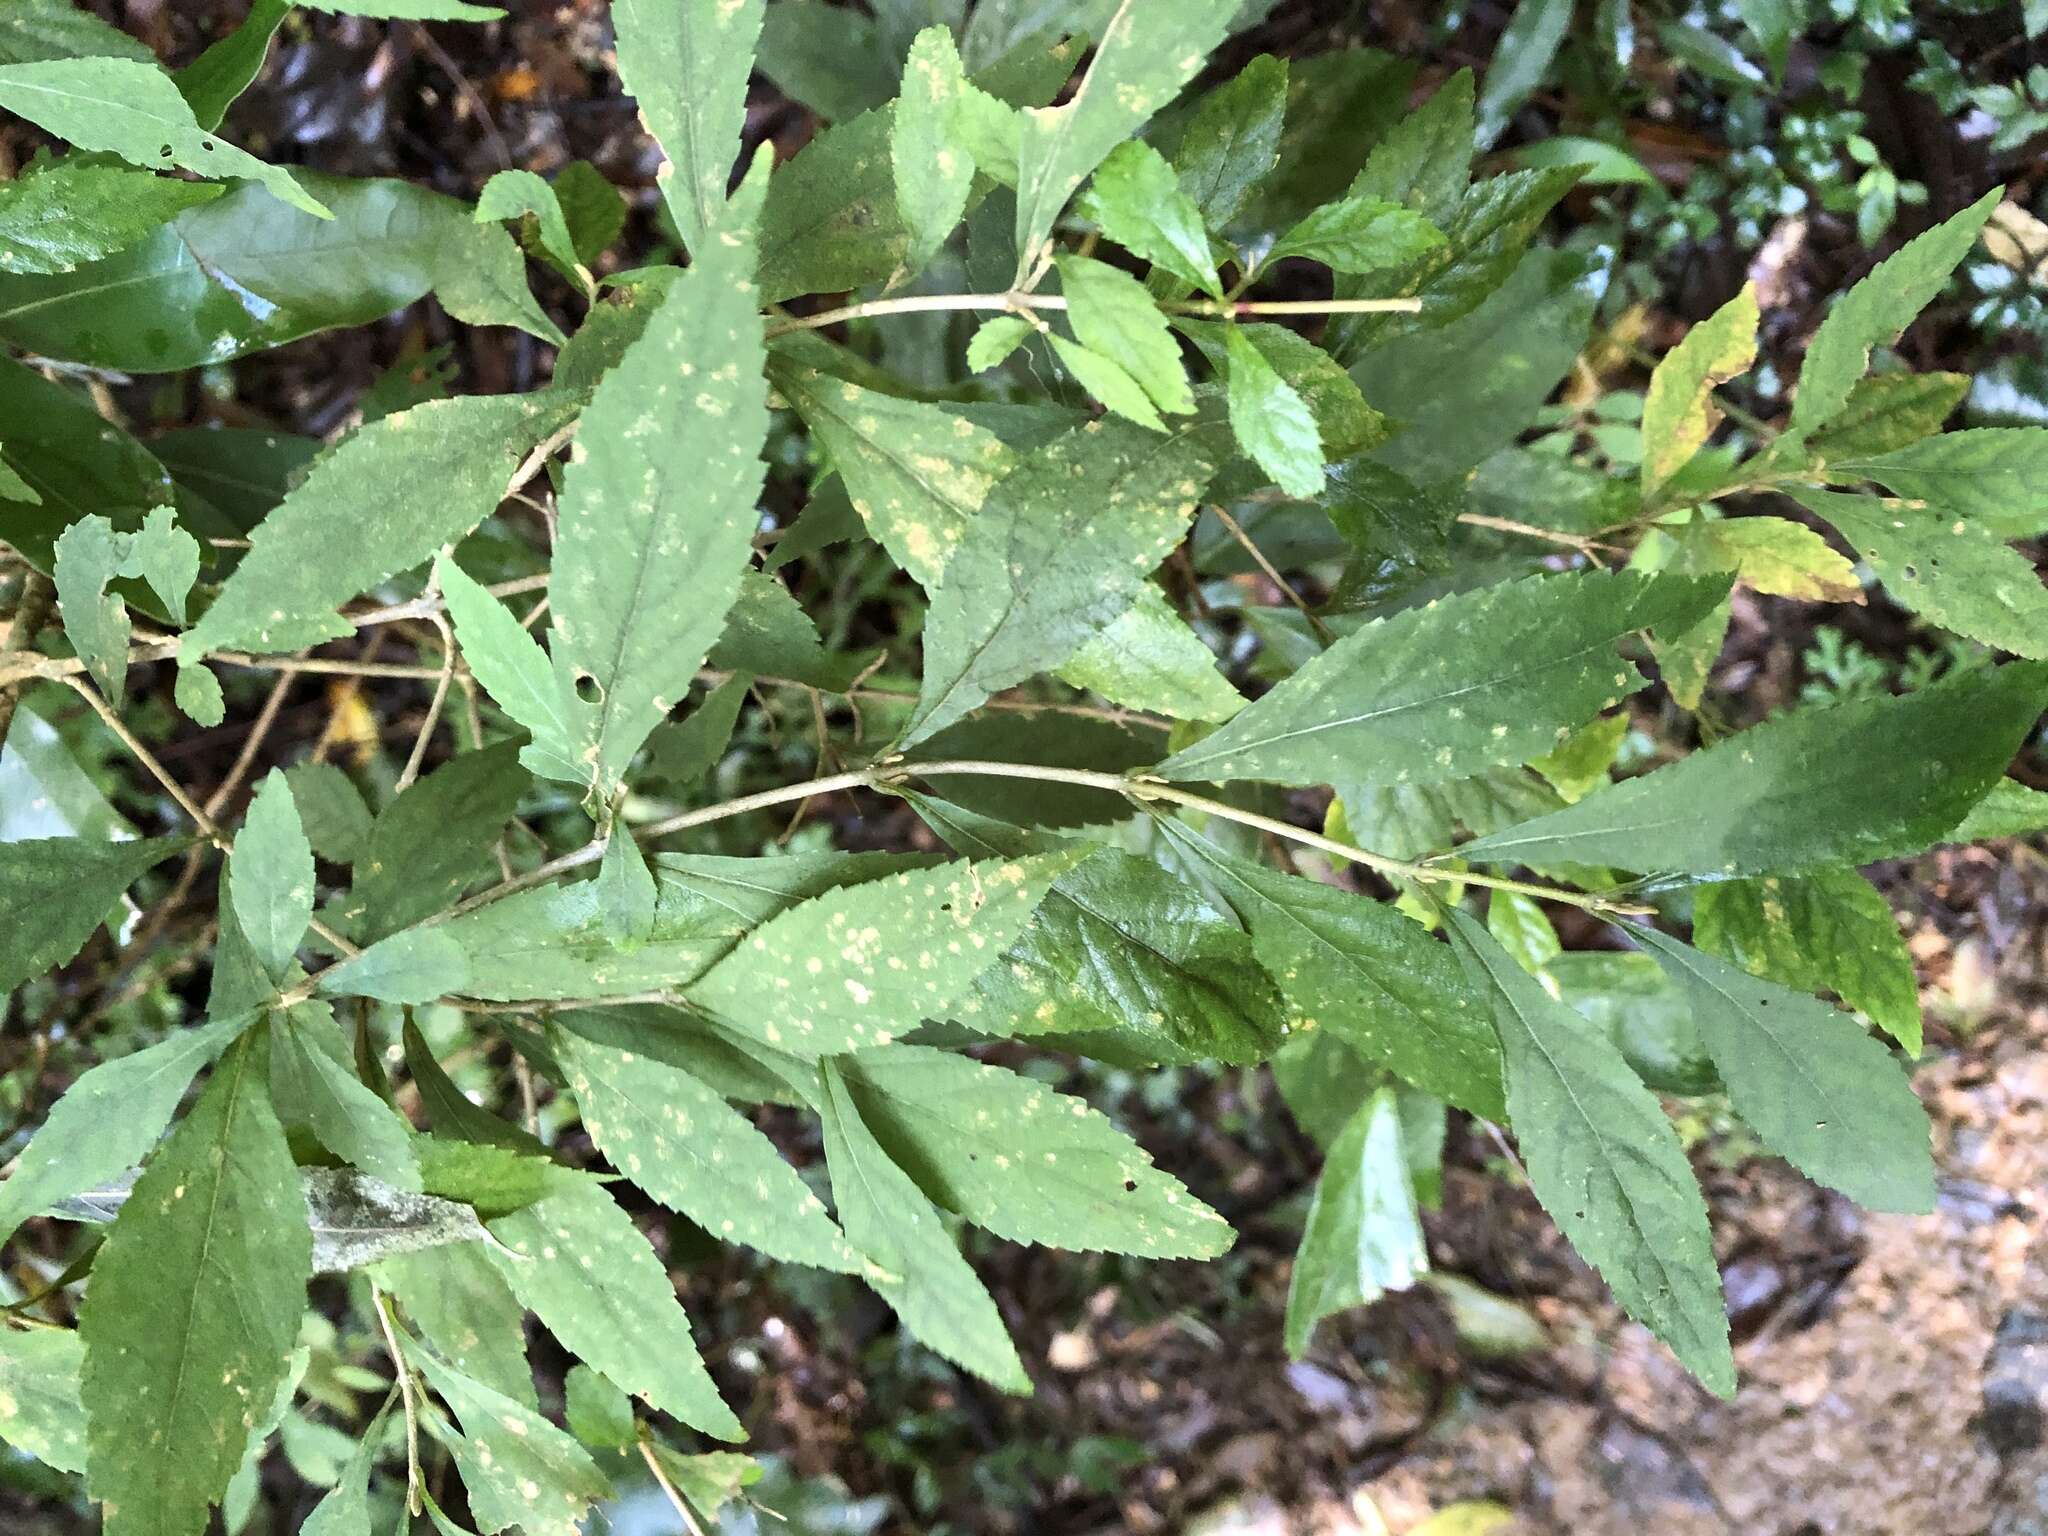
[765,291,1423,339]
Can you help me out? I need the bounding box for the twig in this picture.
[396,610,457,793]
[60,676,221,844]
[371,1286,424,1517]
[765,290,1424,338]
[0,570,53,746]
[203,666,297,823]
[638,1431,710,1536]
[1210,504,1333,643]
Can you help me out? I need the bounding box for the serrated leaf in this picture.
[562,1364,634,1450]
[1461,661,2048,876]
[1056,252,1192,416]
[483,1173,742,1440]
[476,167,586,289]
[0,157,222,275]
[1443,910,1734,1396]
[0,1328,87,1473]
[80,1032,314,1536]
[319,925,471,1006]
[894,26,976,273]
[1786,189,1999,443]
[837,1044,1232,1256]
[377,1241,535,1409]
[1675,514,1862,602]
[1011,0,1237,278]
[400,1022,545,1153]
[271,1009,421,1191]
[769,359,1015,587]
[1282,1086,1426,1357]
[687,853,1072,1056]
[1156,823,1505,1117]
[1174,52,1286,230]
[1949,777,2048,843]
[1549,950,1717,1095]
[1642,283,1758,493]
[552,160,770,790]
[1269,195,1445,275]
[905,417,1224,743]
[1225,323,1323,497]
[1806,370,1967,460]
[1180,320,1390,462]
[414,1351,612,1536]
[1078,139,1220,297]
[298,1400,383,1536]
[0,0,156,66]
[437,555,595,787]
[1793,488,2048,657]
[0,57,329,219]
[1056,582,1243,721]
[612,0,765,254]
[966,314,1033,371]
[641,673,751,788]
[1693,867,1921,1053]
[1159,570,1728,789]
[818,1059,1028,1391]
[1048,333,1163,429]
[596,828,658,948]
[52,508,200,708]
[0,833,188,997]
[343,742,528,942]
[649,1446,763,1523]
[1830,428,2048,538]
[1627,924,1932,1211]
[551,1019,862,1271]
[234,770,315,983]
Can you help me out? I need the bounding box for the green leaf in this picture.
[755,0,891,122]
[687,853,1073,1056]
[1548,950,1716,1095]
[817,1059,1028,1391]
[271,1008,422,1190]
[0,1328,87,1473]
[1443,910,1734,1397]
[377,1242,535,1409]
[1282,1087,1427,1357]
[1627,924,1933,1211]
[1949,777,2048,843]
[52,508,200,707]
[1173,52,1286,230]
[0,157,222,275]
[483,1174,742,1440]
[302,0,506,16]
[1056,252,1192,415]
[596,828,657,948]
[1268,196,1445,275]
[318,928,472,1006]
[553,160,626,265]
[611,0,765,253]
[1156,823,1505,1117]
[1693,868,1921,1053]
[1056,582,1243,721]
[1175,323,1390,462]
[413,1351,613,1536]
[1159,570,1728,789]
[551,1021,861,1271]
[904,417,1224,743]
[437,555,595,787]
[343,742,528,942]
[647,1446,763,1524]
[0,0,156,66]
[1829,428,2048,538]
[1805,370,1968,460]
[1047,333,1164,429]
[1,701,130,843]
[401,1021,544,1153]
[180,392,578,700]
[562,1364,635,1450]
[1349,67,1473,229]
[174,0,288,130]
[894,26,976,273]
[0,357,177,574]
[1786,189,1999,444]
[233,770,315,983]
[1460,662,2048,877]
[1011,0,1238,278]
[551,158,769,791]
[1078,139,1220,298]
[836,1044,1232,1257]
[640,673,751,788]
[1641,283,1758,494]
[1225,323,1324,497]
[476,167,588,289]
[769,359,1015,588]
[1473,0,1573,147]
[0,1012,246,1247]
[966,314,1033,371]
[0,58,329,220]
[0,833,187,996]
[298,1402,383,1536]
[79,1032,314,1536]
[1793,488,2048,658]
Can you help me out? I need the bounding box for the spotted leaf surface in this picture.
[0,1327,87,1474]
[413,1350,612,1536]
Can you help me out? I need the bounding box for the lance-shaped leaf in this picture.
[437,556,595,787]
[837,1045,1232,1257]
[0,157,222,275]
[0,57,328,219]
[1641,283,1758,493]
[1079,139,1221,297]
[1460,661,2048,877]
[180,392,579,711]
[483,1173,742,1440]
[298,1400,385,1536]
[1627,924,1933,1212]
[377,1240,535,1408]
[0,833,188,997]
[414,1351,612,1536]
[1805,370,1967,461]
[1011,0,1237,278]
[0,1012,249,1246]
[233,770,315,984]
[1268,196,1445,274]
[905,417,1225,744]
[51,509,199,708]
[818,1060,1028,1391]
[0,1328,87,1473]
[550,1021,862,1271]
[612,0,764,254]
[0,0,156,66]
[1173,53,1287,230]
[79,1032,314,1536]
[551,157,770,790]
[894,26,975,273]
[174,0,289,130]
[1785,189,1998,444]
[1827,428,2048,539]
[1444,911,1734,1396]
[1225,323,1324,497]
[768,359,1015,588]
[271,1008,421,1192]
[1056,582,1243,722]
[1671,514,1861,603]
[1157,821,1505,1117]
[475,167,586,290]
[1283,1086,1427,1357]
[686,853,1074,1055]
[1159,570,1728,789]
[1055,252,1192,417]
[343,742,528,943]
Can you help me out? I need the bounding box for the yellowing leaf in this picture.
[1641,283,1758,493]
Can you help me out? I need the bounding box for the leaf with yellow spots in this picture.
[550,1021,863,1272]
[1157,570,1731,790]
[413,1348,612,1536]
[836,1045,1232,1257]
[818,1059,1029,1391]
[1640,283,1758,494]
[1055,582,1245,723]
[377,1239,537,1410]
[0,1327,87,1474]
[893,27,975,275]
[903,416,1227,745]
[482,1171,742,1441]
[684,851,1079,1058]
[79,1031,313,1536]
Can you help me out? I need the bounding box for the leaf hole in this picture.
[1902,563,1919,580]
[159,143,174,157]
[573,671,602,704]
[1123,1179,1137,1193]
